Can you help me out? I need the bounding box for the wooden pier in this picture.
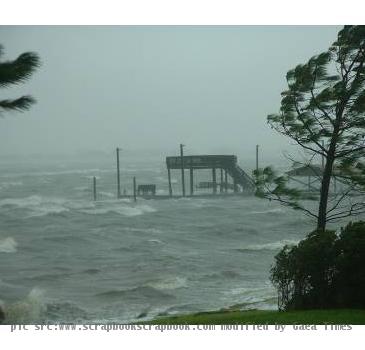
[166,154,255,197]
[91,148,258,201]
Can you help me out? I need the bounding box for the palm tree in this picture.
[0,44,40,115]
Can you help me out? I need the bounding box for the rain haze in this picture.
[3,25,363,326]
[0,26,340,161]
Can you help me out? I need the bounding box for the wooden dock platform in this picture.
[166,154,255,196]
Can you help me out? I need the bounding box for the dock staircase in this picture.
[227,164,256,192]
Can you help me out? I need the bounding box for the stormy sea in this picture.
[0,152,318,324]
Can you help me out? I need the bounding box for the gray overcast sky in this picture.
[0,26,341,158]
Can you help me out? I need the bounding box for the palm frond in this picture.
[0,95,36,114]
[0,52,41,88]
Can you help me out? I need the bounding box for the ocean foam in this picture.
[248,208,286,215]
[4,288,46,324]
[237,239,299,251]
[0,195,98,218]
[0,181,23,191]
[0,237,18,253]
[146,277,187,291]
[80,203,156,217]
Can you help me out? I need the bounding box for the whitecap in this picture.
[146,277,187,291]
[0,181,23,191]
[4,288,46,324]
[0,195,96,218]
[248,208,286,215]
[147,239,164,244]
[0,195,44,208]
[221,281,277,307]
[237,239,299,251]
[0,237,18,253]
[80,203,156,217]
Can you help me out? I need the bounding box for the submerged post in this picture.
[233,176,238,193]
[133,176,137,202]
[116,147,121,198]
[93,176,97,201]
[167,167,173,197]
[220,168,223,193]
[224,169,228,193]
[212,167,217,194]
[180,144,185,197]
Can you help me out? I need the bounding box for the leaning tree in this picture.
[256,26,365,231]
[0,44,40,115]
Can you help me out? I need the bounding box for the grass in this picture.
[141,309,365,325]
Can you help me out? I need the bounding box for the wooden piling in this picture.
[116,147,121,198]
[180,144,185,197]
[233,176,238,193]
[93,176,97,201]
[220,168,223,193]
[167,167,173,197]
[256,144,259,173]
[133,176,137,202]
[190,167,194,196]
[212,167,217,194]
[224,169,228,192]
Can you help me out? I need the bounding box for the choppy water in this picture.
[0,154,318,324]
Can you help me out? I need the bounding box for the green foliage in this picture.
[334,222,365,308]
[260,26,365,229]
[0,44,40,115]
[254,166,318,216]
[271,221,365,311]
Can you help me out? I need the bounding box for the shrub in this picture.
[270,221,365,311]
[334,221,365,308]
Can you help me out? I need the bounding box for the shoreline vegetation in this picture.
[142,309,365,325]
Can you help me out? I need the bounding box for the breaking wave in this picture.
[95,286,175,301]
[222,283,277,309]
[0,195,156,218]
[0,237,18,253]
[248,208,286,215]
[0,195,69,218]
[95,277,186,302]
[236,239,299,252]
[0,181,23,191]
[80,204,156,217]
[3,288,46,324]
[145,277,187,290]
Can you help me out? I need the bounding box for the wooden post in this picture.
[133,176,137,202]
[212,167,217,194]
[93,176,97,201]
[220,168,223,193]
[233,176,238,193]
[116,147,121,198]
[224,169,228,193]
[190,167,194,196]
[167,167,173,197]
[180,144,185,197]
[256,144,259,173]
